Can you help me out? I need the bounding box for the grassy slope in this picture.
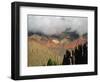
[28,39,63,66]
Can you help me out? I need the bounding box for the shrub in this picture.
[47,59,57,66]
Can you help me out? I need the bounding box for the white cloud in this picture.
[28,15,88,35]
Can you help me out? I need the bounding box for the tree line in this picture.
[62,42,88,65]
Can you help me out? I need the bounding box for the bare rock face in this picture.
[29,34,42,41]
[52,39,60,44]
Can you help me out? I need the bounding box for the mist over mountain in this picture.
[28,15,88,37]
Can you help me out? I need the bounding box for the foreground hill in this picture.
[28,37,63,66]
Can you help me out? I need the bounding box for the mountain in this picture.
[28,32,87,66]
[64,36,87,49]
[28,29,80,41]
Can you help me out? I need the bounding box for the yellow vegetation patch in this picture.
[28,39,63,66]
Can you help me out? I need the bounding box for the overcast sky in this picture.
[28,15,88,36]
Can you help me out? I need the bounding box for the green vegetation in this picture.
[47,59,57,66]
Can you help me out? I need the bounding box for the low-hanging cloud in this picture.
[28,15,88,36]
